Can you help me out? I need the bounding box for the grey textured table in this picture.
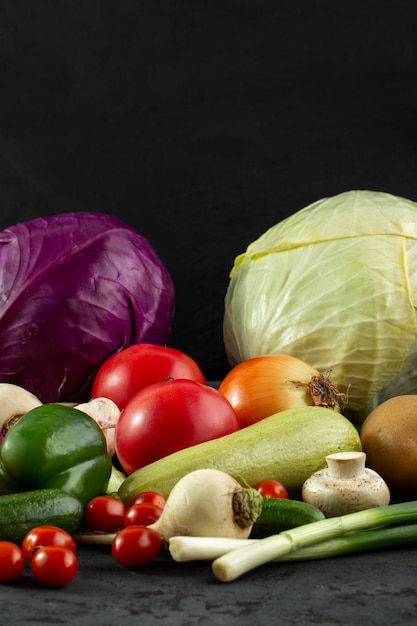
[4,543,417,625]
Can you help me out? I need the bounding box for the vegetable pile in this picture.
[2,194,417,587]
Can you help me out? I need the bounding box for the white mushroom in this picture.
[0,383,42,437]
[74,397,121,456]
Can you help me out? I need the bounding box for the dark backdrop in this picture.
[1,1,417,380]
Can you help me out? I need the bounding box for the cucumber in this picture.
[250,497,325,538]
[119,406,362,504]
[0,489,84,544]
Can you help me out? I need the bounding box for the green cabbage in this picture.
[223,190,417,416]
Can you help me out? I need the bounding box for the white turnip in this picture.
[148,468,263,541]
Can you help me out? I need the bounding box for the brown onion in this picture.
[218,354,344,428]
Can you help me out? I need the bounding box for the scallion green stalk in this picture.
[212,500,417,582]
[169,522,417,563]
[279,522,417,560]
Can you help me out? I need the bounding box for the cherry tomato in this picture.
[83,495,127,533]
[124,503,163,527]
[91,343,206,410]
[21,526,76,560]
[254,479,289,499]
[0,541,25,581]
[30,545,78,587]
[115,378,240,474]
[129,491,166,509]
[112,526,161,567]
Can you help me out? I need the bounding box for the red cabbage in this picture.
[0,212,175,403]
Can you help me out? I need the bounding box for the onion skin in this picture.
[218,354,342,428]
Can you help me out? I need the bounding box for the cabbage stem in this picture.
[212,500,417,582]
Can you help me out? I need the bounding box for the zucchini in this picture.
[250,497,325,538]
[0,488,84,544]
[119,406,361,504]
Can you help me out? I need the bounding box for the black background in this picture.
[1,1,417,381]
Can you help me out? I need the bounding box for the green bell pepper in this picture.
[0,403,112,505]
[0,457,23,496]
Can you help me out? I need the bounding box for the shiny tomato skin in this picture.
[124,503,163,527]
[112,526,161,567]
[0,541,25,581]
[91,343,206,410]
[128,491,166,509]
[21,526,76,560]
[83,495,127,533]
[115,379,240,474]
[30,546,78,587]
[254,479,289,499]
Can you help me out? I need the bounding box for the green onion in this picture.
[279,522,417,560]
[169,522,417,563]
[212,500,417,582]
[169,536,251,561]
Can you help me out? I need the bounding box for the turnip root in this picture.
[148,468,263,541]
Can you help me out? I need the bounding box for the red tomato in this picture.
[115,378,240,474]
[254,479,289,499]
[91,343,206,410]
[83,496,127,533]
[0,541,25,581]
[124,503,163,527]
[129,491,166,509]
[30,546,78,587]
[112,526,161,567]
[21,526,76,560]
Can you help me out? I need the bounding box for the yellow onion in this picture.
[218,354,344,428]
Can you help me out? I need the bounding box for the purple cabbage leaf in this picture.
[0,212,175,403]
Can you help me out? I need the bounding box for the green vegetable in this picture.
[0,404,112,505]
[212,499,417,582]
[0,457,23,495]
[169,522,417,563]
[223,190,417,419]
[118,406,361,504]
[0,488,84,544]
[106,465,127,496]
[274,522,417,561]
[250,497,325,538]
